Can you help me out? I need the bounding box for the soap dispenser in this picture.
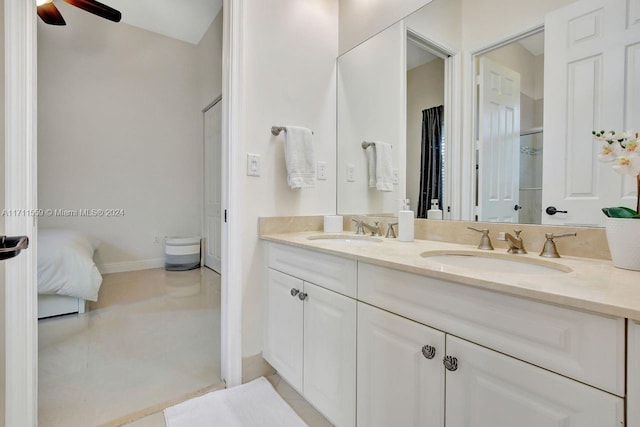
[427,199,443,220]
[398,199,414,242]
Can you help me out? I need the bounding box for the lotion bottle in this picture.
[398,199,414,242]
[427,199,443,220]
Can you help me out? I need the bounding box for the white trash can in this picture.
[165,237,201,271]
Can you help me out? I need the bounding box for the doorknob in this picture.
[0,235,29,261]
[514,204,523,211]
[546,206,568,215]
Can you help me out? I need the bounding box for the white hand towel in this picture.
[366,145,376,188]
[284,126,316,189]
[374,141,393,192]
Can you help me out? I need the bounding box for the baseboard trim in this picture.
[99,258,165,274]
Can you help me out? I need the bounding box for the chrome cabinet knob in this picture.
[443,355,458,372]
[290,288,300,297]
[422,345,436,360]
[298,292,308,301]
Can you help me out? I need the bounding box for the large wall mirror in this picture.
[336,0,640,227]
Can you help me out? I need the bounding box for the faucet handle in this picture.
[540,232,577,258]
[467,227,494,250]
[514,230,522,237]
[385,222,398,239]
[352,218,365,235]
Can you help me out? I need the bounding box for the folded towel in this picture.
[374,141,393,191]
[284,126,316,189]
[366,145,377,188]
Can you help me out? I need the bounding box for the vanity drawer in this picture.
[357,262,625,396]
[268,243,357,298]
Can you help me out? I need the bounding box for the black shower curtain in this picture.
[417,105,444,218]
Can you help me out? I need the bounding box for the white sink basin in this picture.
[307,234,383,244]
[420,250,572,275]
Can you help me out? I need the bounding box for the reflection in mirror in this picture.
[337,0,461,216]
[475,31,544,225]
[406,34,446,219]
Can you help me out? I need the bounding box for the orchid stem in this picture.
[637,174,640,214]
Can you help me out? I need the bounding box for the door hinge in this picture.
[224,209,228,223]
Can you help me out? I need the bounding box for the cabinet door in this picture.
[264,269,304,392]
[303,282,356,427]
[357,302,445,427]
[628,320,640,427]
[445,335,624,427]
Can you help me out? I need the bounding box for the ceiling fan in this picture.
[37,0,122,26]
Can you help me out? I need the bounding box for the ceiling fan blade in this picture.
[37,3,67,26]
[63,0,122,23]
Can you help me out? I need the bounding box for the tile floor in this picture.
[38,267,222,427]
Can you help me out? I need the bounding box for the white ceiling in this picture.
[407,39,438,71]
[518,32,544,56]
[104,0,223,45]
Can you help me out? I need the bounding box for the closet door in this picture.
[445,335,624,427]
[357,302,445,427]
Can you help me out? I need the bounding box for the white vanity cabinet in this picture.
[445,335,624,427]
[357,302,445,427]
[264,243,357,427]
[628,321,640,427]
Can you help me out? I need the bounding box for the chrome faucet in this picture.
[352,218,366,235]
[467,227,494,250]
[361,221,381,236]
[385,222,398,239]
[540,232,577,258]
[505,230,527,254]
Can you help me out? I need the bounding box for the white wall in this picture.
[339,0,432,54]
[37,3,222,272]
[406,58,445,213]
[237,0,338,357]
[197,11,224,109]
[0,0,5,421]
[461,0,577,49]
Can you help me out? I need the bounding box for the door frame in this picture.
[461,21,545,221]
[4,0,243,424]
[4,0,39,425]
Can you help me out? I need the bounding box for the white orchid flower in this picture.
[624,139,639,155]
[598,143,619,162]
[612,156,640,176]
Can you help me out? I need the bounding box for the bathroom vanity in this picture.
[261,231,640,427]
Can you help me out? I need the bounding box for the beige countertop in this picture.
[261,231,640,321]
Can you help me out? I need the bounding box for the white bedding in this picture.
[38,229,103,302]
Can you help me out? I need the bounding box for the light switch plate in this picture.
[317,161,327,180]
[392,168,399,184]
[347,164,355,182]
[247,153,261,177]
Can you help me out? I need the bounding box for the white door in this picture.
[445,335,624,426]
[478,57,521,223]
[204,100,222,272]
[263,269,304,392]
[543,0,640,226]
[357,302,445,427]
[303,282,356,427]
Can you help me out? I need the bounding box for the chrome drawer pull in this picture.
[422,345,436,359]
[443,355,458,372]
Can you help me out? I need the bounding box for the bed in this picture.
[37,229,103,319]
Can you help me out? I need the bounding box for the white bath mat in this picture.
[164,377,308,427]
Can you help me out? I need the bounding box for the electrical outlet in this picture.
[347,164,355,182]
[392,168,399,184]
[247,153,261,177]
[317,161,327,180]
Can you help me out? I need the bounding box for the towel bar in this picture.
[271,126,314,136]
[362,141,393,149]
